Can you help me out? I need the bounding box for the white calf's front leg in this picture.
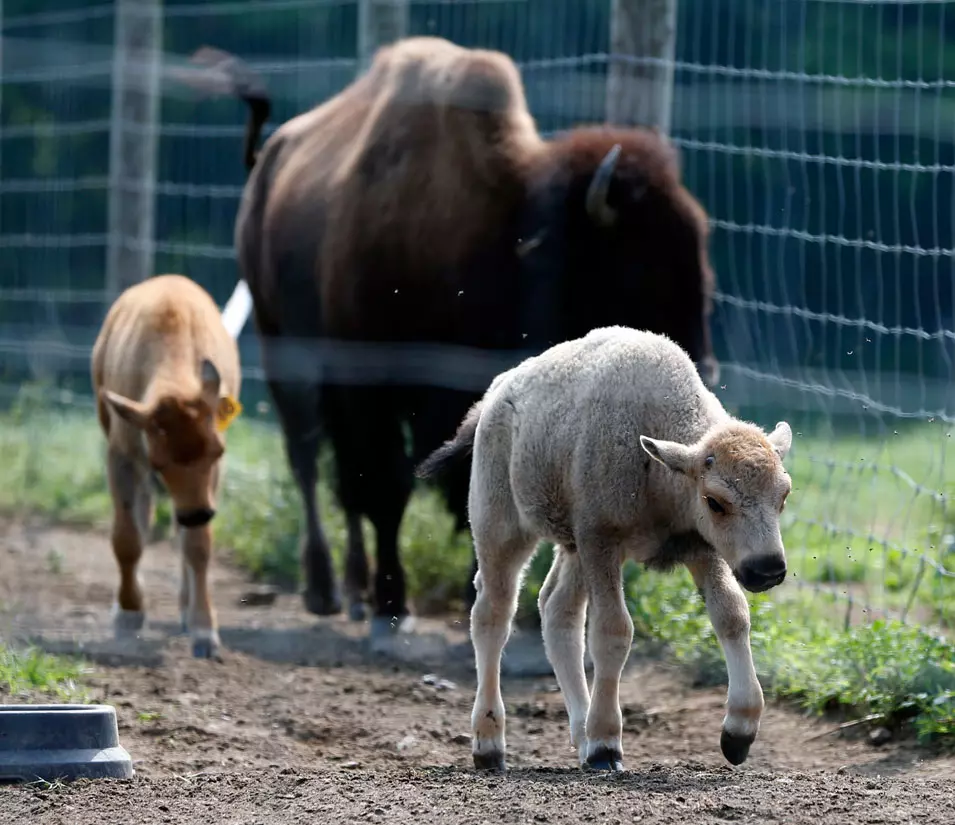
[687,554,763,765]
[469,537,536,770]
[580,549,633,771]
[538,545,590,751]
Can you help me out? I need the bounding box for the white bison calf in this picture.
[416,326,793,772]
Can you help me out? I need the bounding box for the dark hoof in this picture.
[473,752,506,771]
[720,730,754,765]
[192,637,222,660]
[348,601,368,622]
[303,589,342,617]
[585,746,625,772]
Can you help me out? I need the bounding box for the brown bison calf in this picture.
[91,274,242,659]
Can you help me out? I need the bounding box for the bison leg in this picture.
[578,544,632,772]
[106,447,152,636]
[539,544,590,753]
[329,424,371,620]
[264,367,341,617]
[325,387,413,641]
[181,524,221,659]
[685,553,763,766]
[469,533,538,771]
[342,511,370,622]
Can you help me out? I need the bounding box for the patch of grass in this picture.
[0,645,89,702]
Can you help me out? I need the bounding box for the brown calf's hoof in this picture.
[473,751,506,771]
[585,747,625,772]
[113,608,145,636]
[303,589,343,617]
[192,636,222,660]
[720,730,754,766]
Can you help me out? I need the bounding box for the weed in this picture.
[0,645,88,702]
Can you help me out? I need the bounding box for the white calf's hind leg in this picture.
[470,535,537,770]
[686,554,763,765]
[538,545,590,753]
[580,548,633,771]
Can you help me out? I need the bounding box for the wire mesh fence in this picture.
[1,0,954,643]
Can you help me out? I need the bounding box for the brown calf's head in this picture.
[640,420,793,592]
[101,359,240,529]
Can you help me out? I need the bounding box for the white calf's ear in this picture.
[767,421,793,460]
[639,435,695,475]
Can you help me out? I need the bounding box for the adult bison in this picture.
[191,36,720,640]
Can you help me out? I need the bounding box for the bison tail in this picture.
[414,400,485,480]
[188,46,271,173]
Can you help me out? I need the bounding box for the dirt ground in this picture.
[0,518,952,824]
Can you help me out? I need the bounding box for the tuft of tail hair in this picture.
[187,46,272,173]
[415,400,484,480]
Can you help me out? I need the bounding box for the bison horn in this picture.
[585,143,622,227]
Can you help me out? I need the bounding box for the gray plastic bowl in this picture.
[0,704,134,783]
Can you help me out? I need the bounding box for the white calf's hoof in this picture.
[582,739,625,772]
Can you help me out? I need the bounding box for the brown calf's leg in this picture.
[685,553,763,766]
[181,524,220,659]
[579,546,632,771]
[176,522,191,634]
[107,448,151,635]
[538,545,590,755]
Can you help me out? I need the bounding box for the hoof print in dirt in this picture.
[113,607,145,636]
[348,601,368,622]
[585,747,625,772]
[720,730,754,766]
[302,589,343,617]
[473,752,506,771]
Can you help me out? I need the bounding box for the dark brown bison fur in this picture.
[188,36,719,631]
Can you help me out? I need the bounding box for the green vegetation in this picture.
[0,645,88,702]
[1,384,953,743]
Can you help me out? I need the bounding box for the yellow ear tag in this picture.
[215,395,242,432]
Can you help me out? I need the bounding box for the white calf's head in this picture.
[640,420,793,593]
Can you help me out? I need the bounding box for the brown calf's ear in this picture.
[101,390,152,430]
[639,435,695,475]
[200,358,221,401]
